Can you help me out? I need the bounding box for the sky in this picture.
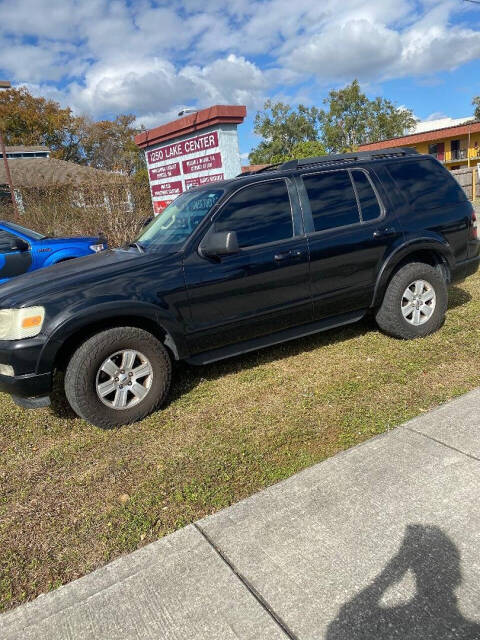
[0,0,480,158]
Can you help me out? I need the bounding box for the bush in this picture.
[0,176,152,247]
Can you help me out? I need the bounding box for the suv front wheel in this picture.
[65,327,172,428]
[375,262,448,339]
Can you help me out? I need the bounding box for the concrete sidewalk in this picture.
[2,389,480,639]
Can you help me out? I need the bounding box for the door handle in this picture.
[274,250,304,261]
[373,227,396,238]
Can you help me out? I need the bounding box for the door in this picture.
[451,139,460,161]
[299,168,401,320]
[183,178,312,355]
[0,229,32,280]
[436,143,445,163]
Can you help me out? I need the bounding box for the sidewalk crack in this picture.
[194,523,298,640]
[405,426,480,463]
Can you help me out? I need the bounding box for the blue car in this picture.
[0,221,107,283]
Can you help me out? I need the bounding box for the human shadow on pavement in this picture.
[326,524,480,639]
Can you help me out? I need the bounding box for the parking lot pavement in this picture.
[2,389,480,639]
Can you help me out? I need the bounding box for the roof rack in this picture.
[245,147,418,175]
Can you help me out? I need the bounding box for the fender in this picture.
[35,300,188,374]
[372,234,455,307]
[43,249,84,266]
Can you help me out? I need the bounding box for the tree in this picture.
[79,115,145,175]
[289,140,326,159]
[319,80,416,153]
[0,87,146,177]
[0,87,82,162]
[249,100,323,164]
[473,96,480,120]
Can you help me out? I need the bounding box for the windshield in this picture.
[5,221,45,240]
[137,188,224,252]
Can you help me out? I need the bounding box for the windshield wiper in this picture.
[128,242,145,253]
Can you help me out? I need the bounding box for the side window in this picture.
[0,230,18,252]
[303,171,359,232]
[213,180,293,248]
[387,158,467,210]
[351,170,382,222]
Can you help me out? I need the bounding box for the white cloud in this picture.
[287,20,402,81]
[424,111,447,121]
[0,0,479,125]
[27,53,267,127]
[396,23,480,76]
[0,0,79,39]
[182,55,267,107]
[282,1,480,83]
[68,58,195,115]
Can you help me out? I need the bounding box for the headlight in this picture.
[0,364,14,376]
[89,243,105,253]
[0,307,45,340]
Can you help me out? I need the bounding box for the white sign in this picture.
[145,127,241,214]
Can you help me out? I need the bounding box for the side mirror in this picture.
[12,238,29,252]
[200,231,239,257]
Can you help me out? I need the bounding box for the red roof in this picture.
[241,164,268,173]
[358,120,480,151]
[135,105,247,149]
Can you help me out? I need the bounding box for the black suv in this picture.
[0,148,478,427]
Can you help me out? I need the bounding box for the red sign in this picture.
[149,162,180,181]
[151,181,183,197]
[153,200,171,214]
[147,131,219,164]
[185,173,225,189]
[182,152,222,175]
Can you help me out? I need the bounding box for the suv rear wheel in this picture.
[65,327,172,428]
[375,262,447,339]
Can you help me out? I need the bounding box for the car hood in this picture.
[38,236,102,245]
[0,248,176,307]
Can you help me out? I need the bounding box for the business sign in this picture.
[144,123,242,213]
[151,181,183,198]
[153,201,170,214]
[182,152,222,175]
[185,173,224,189]
[147,131,219,164]
[148,162,180,181]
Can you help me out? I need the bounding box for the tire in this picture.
[64,327,172,428]
[375,262,448,339]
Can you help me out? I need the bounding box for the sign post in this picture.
[135,105,246,214]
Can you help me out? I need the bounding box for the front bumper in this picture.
[0,336,53,405]
[0,370,52,399]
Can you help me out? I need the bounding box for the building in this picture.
[0,146,117,188]
[0,145,51,159]
[135,105,246,213]
[0,145,130,212]
[410,116,473,135]
[358,120,480,171]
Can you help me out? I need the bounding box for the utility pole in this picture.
[0,81,19,216]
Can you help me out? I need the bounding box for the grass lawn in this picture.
[1,274,480,612]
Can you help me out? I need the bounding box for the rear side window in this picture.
[214,180,293,248]
[303,171,359,232]
[351,170,382,222]
[387,158,466,210]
